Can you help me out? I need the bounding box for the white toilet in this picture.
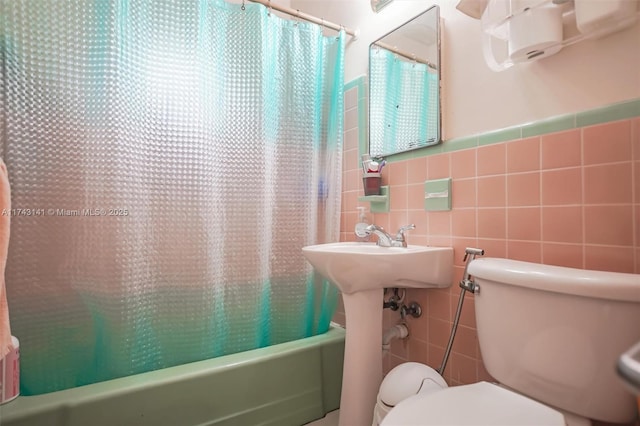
[381,258,640,425]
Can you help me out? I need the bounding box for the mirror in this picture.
[369,5,441,157]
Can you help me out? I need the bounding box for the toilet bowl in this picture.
[379,258,640,425]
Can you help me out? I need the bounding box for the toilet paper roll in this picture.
[508,4,563,62]
[574,0,638,37]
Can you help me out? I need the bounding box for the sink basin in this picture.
[302,242,453,294]
[302,241,454,425]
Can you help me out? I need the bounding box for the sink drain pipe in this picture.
[382,324,409,355]
[437,247,484,375]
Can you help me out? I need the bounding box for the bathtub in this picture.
[0,325,345,426]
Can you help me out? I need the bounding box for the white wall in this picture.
[285,0,640,139]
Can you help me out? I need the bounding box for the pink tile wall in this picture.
[337,87,640,388]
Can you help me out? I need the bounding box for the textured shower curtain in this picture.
[0,0,344,395]
[369,48,437,155]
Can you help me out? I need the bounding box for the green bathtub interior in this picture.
[0,325,345,426]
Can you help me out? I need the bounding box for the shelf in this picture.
[358,185,389,213]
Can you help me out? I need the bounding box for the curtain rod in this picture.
[246,0,360,39]
[373,41,437,70]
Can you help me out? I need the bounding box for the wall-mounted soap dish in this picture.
[358,185,389,213]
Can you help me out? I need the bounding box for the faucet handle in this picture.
[396,224,415,235]
[395,224,415,247]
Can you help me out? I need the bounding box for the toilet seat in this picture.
[380,381,566,426]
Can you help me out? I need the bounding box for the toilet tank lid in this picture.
[467,258,640,302]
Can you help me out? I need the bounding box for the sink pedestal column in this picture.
[338,288,383,426]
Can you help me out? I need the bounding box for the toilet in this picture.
[380,258,640,425]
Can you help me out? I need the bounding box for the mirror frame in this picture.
[368,5,441,157]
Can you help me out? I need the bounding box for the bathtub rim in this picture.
[0,324,346,424]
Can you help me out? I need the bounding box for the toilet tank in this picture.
[467,258,640,424]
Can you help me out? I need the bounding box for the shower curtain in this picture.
[369,48,437,155]
[0,0,344,395]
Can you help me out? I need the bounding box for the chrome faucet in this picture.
[365,224,415,247]
[364,224,394,247]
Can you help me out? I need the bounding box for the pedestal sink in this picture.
[302,242,453,426]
